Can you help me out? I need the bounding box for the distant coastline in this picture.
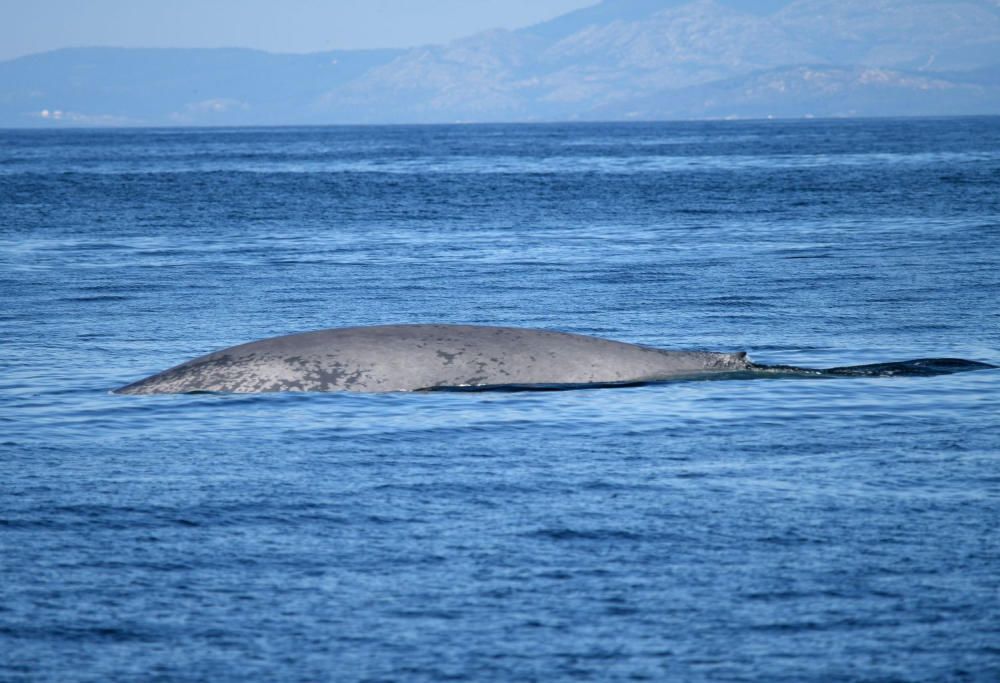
[2,0,999,127]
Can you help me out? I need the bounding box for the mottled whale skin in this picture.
[114,324,751,394]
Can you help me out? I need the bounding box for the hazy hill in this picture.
[0,47,402,126]
[2,0,999,126]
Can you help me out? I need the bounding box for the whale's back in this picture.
[114,324,749,394]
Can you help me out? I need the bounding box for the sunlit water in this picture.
[2,118,999,681]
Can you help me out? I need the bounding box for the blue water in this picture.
[2,118,999,681]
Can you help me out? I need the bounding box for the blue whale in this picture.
[114,324,995,395]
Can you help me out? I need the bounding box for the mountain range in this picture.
[2,0,999,126]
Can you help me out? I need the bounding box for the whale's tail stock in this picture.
[749,357,997,378]
[821,357,997,377]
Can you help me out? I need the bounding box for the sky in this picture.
[0,0,598,62]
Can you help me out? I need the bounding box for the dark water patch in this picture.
[64,295,134,303]
[780,252,834,259]
[0,624,162,643]
[525,528,644,542]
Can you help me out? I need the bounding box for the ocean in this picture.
[2,117,999,681]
